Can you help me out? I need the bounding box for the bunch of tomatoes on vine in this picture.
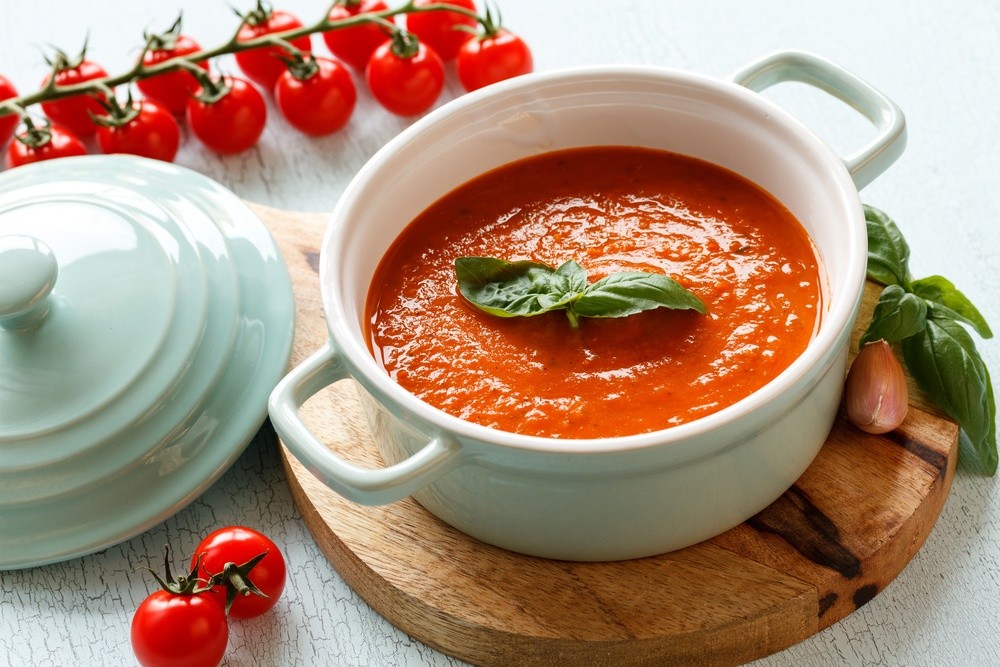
[0,0,532,168]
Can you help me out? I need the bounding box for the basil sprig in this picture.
[455,257,707,328]
[862,204,996,475]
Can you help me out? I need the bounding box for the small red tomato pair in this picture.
[405,1,533,95]
[131,526,286,667]
[234,0,312,89]
[362,1,533,116]
[362,0,476,116]
[322,0,475,117]
[7,98,182,168]
[324,0,475,71]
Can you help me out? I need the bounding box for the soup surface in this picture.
[366,146,822,439]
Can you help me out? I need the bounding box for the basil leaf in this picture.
[573,271,707,318]
[553,259,589,296]
[455,256,581,318]
[864,204,911,288]
[912,275,993,339]
[901,315,998,475]
[455,256,707,327]
[860,284,927,346]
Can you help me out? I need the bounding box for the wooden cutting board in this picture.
[251,202,960,667]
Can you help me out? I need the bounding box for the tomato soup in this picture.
[365,146,822,439]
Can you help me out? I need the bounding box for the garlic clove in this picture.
[845,339,909,435]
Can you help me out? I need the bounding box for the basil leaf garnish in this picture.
[860,284,927,346]
[574,271,707,318]
[912,275,993,339]
[862,204,996,476]
[455,257,579,318]
[864,204,912,288]
[455,256,706,327]
[901,315,997,475]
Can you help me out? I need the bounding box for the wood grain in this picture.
[253,202,960,667]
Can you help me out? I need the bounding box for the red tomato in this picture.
[457,28,533,92]
[0,75,19,146]
[406,0,477,60]
[96,99,180,162]
[275,56,356,136]
[235,5,312,89]
[186,77,267,155]
[40,54,108,137]
[137,34,209,115]
[5,123,87,169]
[192,526,286,619]
[366,35,444,116]
[131,590,228,667]
[323,0,393,71]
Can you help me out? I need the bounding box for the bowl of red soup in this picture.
[269,50,906,561]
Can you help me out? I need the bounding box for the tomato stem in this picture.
[388,27,422,59]
[43,37,88,72]
[203,550,270,615]
[14,116,52,149]
[280,52,321,82]
[478,3,503,37]
[143,14,185,52]
[234,0,275,29]
[143,546,215,596]
[91,87,142,127]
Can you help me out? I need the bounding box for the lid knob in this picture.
[0,235,58,332]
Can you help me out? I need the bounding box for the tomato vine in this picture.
[0,1,531,161]
[0,2,480,116]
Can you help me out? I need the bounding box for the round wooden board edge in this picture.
[277,404,958,667]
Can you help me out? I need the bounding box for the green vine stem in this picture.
[0,0,484,120]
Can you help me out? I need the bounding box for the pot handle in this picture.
[268,341,464,505]
[729,50,906,190]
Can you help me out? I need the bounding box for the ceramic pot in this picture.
[269,51,906,561]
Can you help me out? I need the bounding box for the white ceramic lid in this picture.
[0,156,294,569]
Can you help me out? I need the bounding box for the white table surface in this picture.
[2,1,998,665]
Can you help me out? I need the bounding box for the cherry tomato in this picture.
[366,33,444,116]
[137,25,209,115]
[186,76,267,155]
[406,0,477,61]
[96,99,180,162]
[235,3,312,89]
[192,526,286,619]
[131,590,228,667]
[40,52,108,137]
[5,123,87,169]
[457,28,533,92]
[0,75,19,146]
[323,0,394,71]
[275,56,356,136]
